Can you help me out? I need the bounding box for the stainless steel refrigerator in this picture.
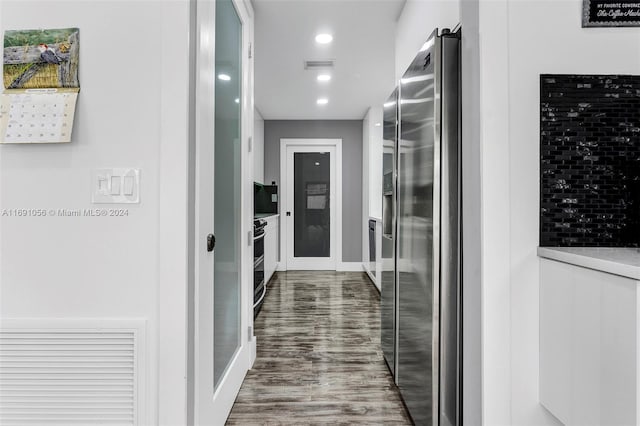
[381,28,461,426]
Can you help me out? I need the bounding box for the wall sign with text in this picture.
[583,0,640,27]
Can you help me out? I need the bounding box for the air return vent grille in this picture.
[304,59,335,70]
[0,323,142,425]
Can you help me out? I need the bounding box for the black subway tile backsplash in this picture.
[540,74,640,247]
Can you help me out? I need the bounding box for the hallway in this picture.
[226,271,411,424]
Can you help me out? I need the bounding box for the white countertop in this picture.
[538,247,640,280]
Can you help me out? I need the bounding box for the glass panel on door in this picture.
[293,152,330,258]
[213,0,242,390]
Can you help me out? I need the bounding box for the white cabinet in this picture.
[362,106,383,220]
[364,217,382,291]
[539,254,640,426]
[263,215,279,284]
[362,106,384,283]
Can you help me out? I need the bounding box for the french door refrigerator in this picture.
[381,28,461,426]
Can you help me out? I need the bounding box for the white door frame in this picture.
[192,0,254,424]
[279,138,343,271]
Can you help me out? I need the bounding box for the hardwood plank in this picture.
[226,271,411,425]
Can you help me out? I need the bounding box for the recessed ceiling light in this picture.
[218,73,231,81]
[315,33,333,44]
[315,162,320,166]
[235,98,239,104]
[317,74,331,82]
[375,122,381,127]
[317,98,329,105]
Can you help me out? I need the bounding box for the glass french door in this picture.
[213,0,242,391]
[194,0,253,424]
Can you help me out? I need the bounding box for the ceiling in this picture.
[253,0,405,120]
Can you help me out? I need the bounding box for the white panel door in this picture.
[280,139,342,271]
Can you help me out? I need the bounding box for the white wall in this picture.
[0,2,191,424]
[505,2,640,425]
[395,0,460,80]
[459,0,483,423]
[475,1,514,424]
[368,107,383,220]
[254,108,264,183]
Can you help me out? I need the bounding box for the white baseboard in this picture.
[365,269,381,290]
[276,262,366,272]
[365,269,376,282]
[337,262,366,272]
[362,263,381,292]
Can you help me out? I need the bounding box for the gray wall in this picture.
[264,120,363,263]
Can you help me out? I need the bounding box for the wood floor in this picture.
[226,271,412,425]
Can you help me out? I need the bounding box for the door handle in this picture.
[207,234,216,252]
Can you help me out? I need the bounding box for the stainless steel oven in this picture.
[253,219,266,317]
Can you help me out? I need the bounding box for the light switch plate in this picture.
[92,168,140,204]
[123,176,135,196]
[110,176,121,195]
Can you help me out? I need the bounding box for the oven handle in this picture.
[253,281,267,308]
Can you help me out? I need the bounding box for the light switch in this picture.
[110,176,121,195]
[98,176,109,193]
[123,176,135,196]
